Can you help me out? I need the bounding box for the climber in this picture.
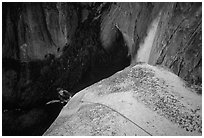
[57,88,72,105]
[46,88,72,105]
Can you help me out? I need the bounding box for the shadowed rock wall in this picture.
[2,2,130,135]
[3,3,78,61]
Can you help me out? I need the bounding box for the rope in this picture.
[82,100,153,136]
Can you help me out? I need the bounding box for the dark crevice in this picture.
[40,3,57,47]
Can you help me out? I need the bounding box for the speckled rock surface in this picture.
[44,63,202,136]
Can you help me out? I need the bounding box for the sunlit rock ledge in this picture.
[44,63,201,136]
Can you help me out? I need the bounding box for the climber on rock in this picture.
[57,88,72,105]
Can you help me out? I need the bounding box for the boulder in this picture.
[44,63,201,136]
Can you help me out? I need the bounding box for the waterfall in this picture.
[136,16,160,63]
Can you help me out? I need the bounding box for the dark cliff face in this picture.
[2,2,202,136]
[3,3,78,61]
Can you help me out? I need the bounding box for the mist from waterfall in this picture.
[136,16,160,63]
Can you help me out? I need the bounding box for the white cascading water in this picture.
[136,16,160,63]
